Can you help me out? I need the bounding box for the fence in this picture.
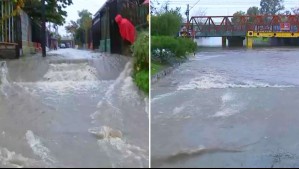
[0,0,15,43]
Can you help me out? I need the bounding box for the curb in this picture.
[151,60,185,84]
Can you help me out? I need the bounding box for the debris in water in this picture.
[88,126,123,140]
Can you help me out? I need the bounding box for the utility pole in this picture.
[41,0,46,57]
[185,4,190,37]
[186,4,190,24]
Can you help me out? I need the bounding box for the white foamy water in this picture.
[151,92,178,103]
[48,49,96,59]
[25,131,56,164]
[213,107,241,118]
[44,63,98,82]
[173,106,185,115]
[91,61,132,122]
[212,92,244,118]
[98,137,148,168]
[177,74,294,91]
[144,97,149,117]
[0,147,45,168]
[0,61,9,96]
[88,126,147,168]
[190,54,224,61]
[103,61,133,101]
[121,76,139,100]
[221,92,234,103]
[90,61,149,167]
[16,62,112,96]
[17,80,112,96]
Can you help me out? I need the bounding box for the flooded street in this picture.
[0,49,149,168]
[151,47,299,168]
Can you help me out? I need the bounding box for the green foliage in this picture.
[151,62,164,75]
[247,6,260,15]
[77,10,92,30]
[22,0,73,25]
[75,28,84,46]
[131,31,149,94]
[65,21,79,37]
[77,10,92,46]
[259,0,284,15]
[151,36,197,60]
[134,70,149,94]
[247,7,260,23]
[66,10,92,47]
[151,8,182,36]
[231,11,246,25]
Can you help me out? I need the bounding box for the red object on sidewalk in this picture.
[115,14,136,44]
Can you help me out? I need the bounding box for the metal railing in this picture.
[0,0,15,43]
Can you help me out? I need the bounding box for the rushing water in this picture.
[151,47,299,168]
[0,49,149,168]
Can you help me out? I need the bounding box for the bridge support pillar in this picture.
[222,37,227,47]
[246,36,253,48]
[227,37,244,47]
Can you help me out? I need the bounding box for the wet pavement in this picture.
[0,49,149,168]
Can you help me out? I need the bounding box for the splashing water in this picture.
[25,131,56,164]
[0,61,10,96]
[90,60,149,167]
[0,147,46,168]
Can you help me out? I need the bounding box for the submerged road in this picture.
[0,49,149,168]
[152,47,299,168]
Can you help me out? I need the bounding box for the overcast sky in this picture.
[58,0,106,36]
[153,0,299,17]
[57,0,299,35]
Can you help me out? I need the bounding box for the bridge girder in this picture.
[188,15,299,38]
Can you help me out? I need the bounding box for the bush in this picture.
[151,36,197,64]
[134,70,149,95]
[151,9,182,36]
[131,31,149,94]
[151,48,177,65]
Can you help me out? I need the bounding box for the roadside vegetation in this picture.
[132,31,149,94]
[151,5,197,76]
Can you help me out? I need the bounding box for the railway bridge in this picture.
[187,15,299,48]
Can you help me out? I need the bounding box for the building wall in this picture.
[20,10,36,55]
[0,2,41,58]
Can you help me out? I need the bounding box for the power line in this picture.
[190,0,201,10]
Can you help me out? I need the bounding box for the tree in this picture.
[151,4,182,36]
[77,10,92,47]
[247,6,260,15]
[22,0,73,25]
[284,10,291,15]
[150,0,160,14]
[231,11,246,25]
[259,0,284,15]
[292,7,299,15]
[65,20,79,38]
[247,6,259,23]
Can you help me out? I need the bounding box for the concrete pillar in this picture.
[222,36,227,47]
[246,36,253,48]
[227,37,244,47]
